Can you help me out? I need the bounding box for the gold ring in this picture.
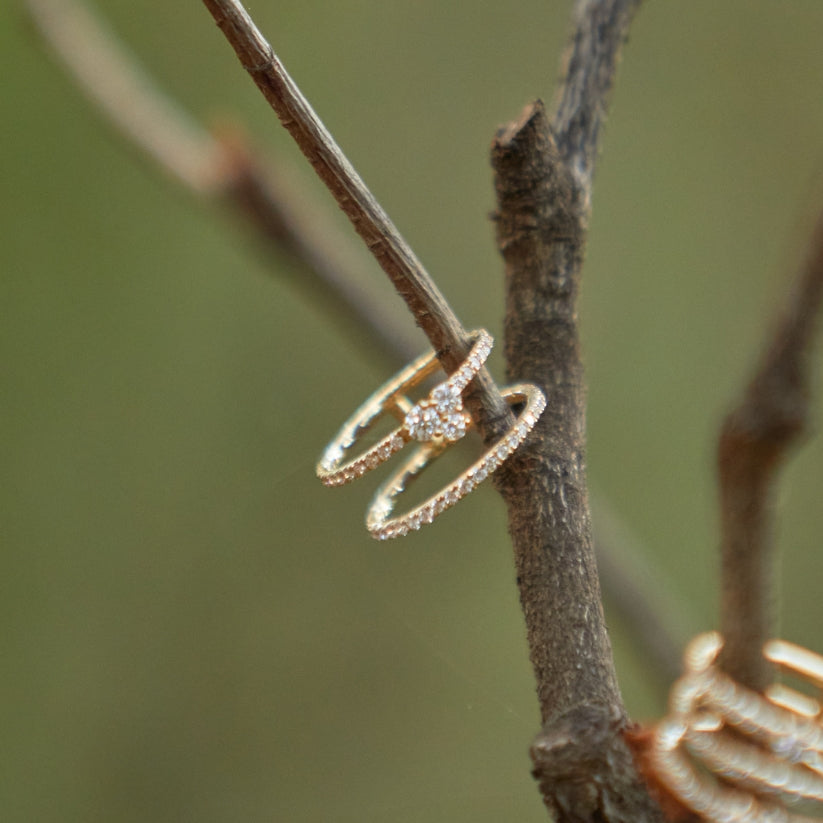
[365,383,546,540]
[649,632,823,822]
[317,330,493,486]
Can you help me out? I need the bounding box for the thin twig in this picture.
[23,0,421,367]
[492,0,664,819]
[200,0,513,438]
[717,209,823,692]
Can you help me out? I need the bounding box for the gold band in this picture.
[650,632,823,822]
[366,383,546,540]
[316,330,493,486]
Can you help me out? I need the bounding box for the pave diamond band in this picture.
[365,384,546,540]
[316,330,493,486]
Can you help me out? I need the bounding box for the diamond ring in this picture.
[317,330,493,486]
[365,383,546,539]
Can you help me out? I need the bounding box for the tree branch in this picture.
[24,0,219,193]
[200,0,513,438]
[717,208,823,692]
[553,0,644,193]
[492,1,663,820]
[23,0,424,367]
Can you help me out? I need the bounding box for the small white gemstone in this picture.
[405,390,467,443]
[445,487,460,505]
[442,414,466,442]
[323,443,344,467]
[371,497,392,520]
[432,383,461,411]
[420,507,434,524]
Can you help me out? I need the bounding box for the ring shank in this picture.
[316,330,492,486]
[366,384,546,539]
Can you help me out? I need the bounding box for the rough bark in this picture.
[492,102,663,823]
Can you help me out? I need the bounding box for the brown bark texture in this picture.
[491,1,665,820]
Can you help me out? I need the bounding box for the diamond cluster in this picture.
[367,384,546,540]
[401,332,493,444]
[403,384,467,443]
[317,330,493,486]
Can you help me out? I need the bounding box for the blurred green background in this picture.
[4,2,823,821]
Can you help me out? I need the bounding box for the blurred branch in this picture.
[492,1,665,820]
[24,0,421,367]
[199,0,513,437]
[25,0,219,193]
[553,0,644,195]
[593,498,690,687]
[717,208,823,692]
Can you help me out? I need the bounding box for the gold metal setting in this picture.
[316,330,493,486]
[365,384,546,540]
[650,632,823,822]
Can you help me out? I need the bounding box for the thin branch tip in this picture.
[201,0,513,437]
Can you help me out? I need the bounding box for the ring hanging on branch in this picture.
[317,330,493,487]
[366,384,546,540]
[647,631,823,823]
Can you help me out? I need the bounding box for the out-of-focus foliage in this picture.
[3,2,823,821]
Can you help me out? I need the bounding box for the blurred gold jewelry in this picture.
[316,330,493,486]
[650,632,823,823]
[366,383,546,540]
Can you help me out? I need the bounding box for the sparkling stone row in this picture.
[650,632,823,823]
[441,330,493,395]
[317,330,493,486]
[367,386,546,540]
[320,432,406,487]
